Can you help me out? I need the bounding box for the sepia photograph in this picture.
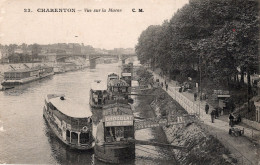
[0,0,259,164]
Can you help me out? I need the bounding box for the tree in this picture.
[31,43,42,60]
[135,0,259,92]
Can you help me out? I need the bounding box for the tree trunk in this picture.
[247,69,252,96]
[233,75,237,84]
[240,71,244,85]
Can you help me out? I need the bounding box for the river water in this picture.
[0,62,175,164]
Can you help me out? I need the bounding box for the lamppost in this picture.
[199,53,202,118]
[192,44,203,118]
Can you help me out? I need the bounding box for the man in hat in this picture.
[210,110,215,123]
[205,103,209,114]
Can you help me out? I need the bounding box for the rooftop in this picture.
[108,79,129,87]
[90,81,107,91]
[5,65,52,73]
[103,103,133,115]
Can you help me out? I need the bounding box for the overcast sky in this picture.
[0,0,189,49]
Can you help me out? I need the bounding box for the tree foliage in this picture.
[136,0,258,89]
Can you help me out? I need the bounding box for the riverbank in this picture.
[150,68,260,164]
[140,88,235,164]
[132,87,178,164]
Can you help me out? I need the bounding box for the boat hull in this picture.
[94,143,135,164]
[43,108,95,150]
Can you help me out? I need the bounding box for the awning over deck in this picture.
[50,96,92,118]
[91,81,107,91]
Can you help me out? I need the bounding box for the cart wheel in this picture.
[234,131,239,137]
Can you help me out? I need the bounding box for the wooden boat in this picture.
[94,103,135,163]
[89,73,133,109]
[43,94,94,150]
[107,78,133,104]
[89,80,108,108]
[1,65,54,86]
[93,73,187,163]
[121,62,133,87]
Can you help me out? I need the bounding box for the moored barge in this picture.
[1,65,54,86]
[94,102,135,163]
[107,76,133,104]
[43,94,94,150]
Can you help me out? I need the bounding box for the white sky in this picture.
[0,0,189,49]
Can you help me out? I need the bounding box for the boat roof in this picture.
[103,103,133,115]
[107,72,119,77]
[108,79,129,87]
[48,96,92,118]
[91,81,107,91]
[5,65,52,73]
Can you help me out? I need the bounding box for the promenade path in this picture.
[150,70,260,165]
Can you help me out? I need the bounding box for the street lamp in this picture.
[192,44,202,118]
[199,53,202,118]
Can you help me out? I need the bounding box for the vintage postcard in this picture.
[0,0,259,164]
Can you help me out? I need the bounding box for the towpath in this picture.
[150,70,260,165]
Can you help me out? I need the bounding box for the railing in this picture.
[152,71,256,164]
[168,86,255,165]
[168,87,202,116]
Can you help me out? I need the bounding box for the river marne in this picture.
[0,61,175,164]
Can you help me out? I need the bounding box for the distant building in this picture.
[112,48,135,55]
[94,48,108,54]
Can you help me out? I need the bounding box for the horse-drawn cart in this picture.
[229,127,244,137]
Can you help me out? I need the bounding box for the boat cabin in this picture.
[44,94,94,149]
[3,66,53,81]
[2,65,54,86]
[107,79,130,101]
[100,104,134,143]
[89,80,108,108]
[107,73,119,82]
[121,63,133,86]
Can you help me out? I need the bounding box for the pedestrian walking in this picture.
[165,80,167,86]
[237,114,241,123]
[229,113,234,127]
[205,103,209,114]
[179,86,182,93]
[194,93,197,101]
[215,108,219,119]
[166,84,168,91]
[161,82,164,88]
[210,110,215,123]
